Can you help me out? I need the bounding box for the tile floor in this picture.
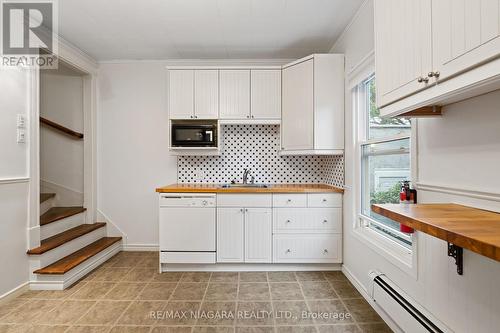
[0,252,391,333]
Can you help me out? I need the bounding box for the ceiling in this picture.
[58,0,363,61]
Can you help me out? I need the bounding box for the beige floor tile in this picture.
[35,300,95,325]
[235,327,273,333]
[1,299,61,323]
[0,299,27,320]
[205,283,238,301]
[358,323,392,332]
[138,257,159,268]
[300,282,338,299]
[171,283,208,300]
[29,325,70,333]
[272,301,314,326]
[70,282,116,300]
[294,272,326,282]
[210,272,239,283]
[197,301,236,326]
[322,272,348,282]
[276,326,317,333]
[118,300,166,325]
[342,300,382,324]
[111,256,143,268]
[151,327,193,333]
[181,272,212,282]
[267,272,296,282]
[138,283,177,300]
[65,325,111,333]
[106,283,146,301]
[77,300,130,325]
[122,268,157,283]
[239,272,268,283]
[92,268,131,282]
[238,283,270,301]
[306,300,353,325]
[270,283,303,300]
[236,302,274,326]
[153,272,184,283]
[193,327,235,333]
[109,327,151,333]
[16,290,43,299]
[155,301,201,326]
[327,281,361,300]
[317,324,361,333]
[0,324,69,333]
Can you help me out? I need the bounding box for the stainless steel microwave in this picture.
[171,122,217,147]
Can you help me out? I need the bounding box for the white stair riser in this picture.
[29,227,107,278]
[30,240,122,290]
[40,212,86,239]
[40,198,55,215]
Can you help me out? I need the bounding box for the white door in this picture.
[194,70,218,119]
[281,59,314,151]
[219,70,250,119]
[168,70,194,119]
[432,0,500,81]
[250,70,281,120]
[244,208,272,263]
[374,0,432,108]
[217,208,244,262]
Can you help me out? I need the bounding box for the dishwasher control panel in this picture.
[159,193,216,207]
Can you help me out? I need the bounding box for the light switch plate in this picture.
[17,114,26,128]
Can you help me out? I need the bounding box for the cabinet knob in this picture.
[323,249,328,254]
[286,219,291,223]
[286,249,291,253]
[322,219,328,223]
[287,199,292,203]
[251,115,254,118]
[240,208,244,212]
[428,71,440,78]
[417,76,429,83]
[190,115,193,118]
[245,208,248,212]
[322,198,327,202]
[246,115,250,118]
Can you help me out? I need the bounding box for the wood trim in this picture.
[372,203,500,262]
[397,106,442,118]
[40,117,83,139]
[156,183,344,194]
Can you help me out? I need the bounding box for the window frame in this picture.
[349,56,418,278]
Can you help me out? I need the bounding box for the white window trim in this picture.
[349,53,419,279]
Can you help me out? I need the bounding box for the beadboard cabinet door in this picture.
[375,0,432,108]
[169,70,194,119]
[194,70,218,119]
[250,70,281,120]
[244,208,272,263]
[217,208,245,263]
[281,59,314,150]
[219,70,250,119]
[432,0,500,81]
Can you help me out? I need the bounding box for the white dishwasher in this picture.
[159,193,216,264]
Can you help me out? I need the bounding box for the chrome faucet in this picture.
[242,168,252,184]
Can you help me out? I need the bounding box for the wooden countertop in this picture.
[372,203,500,262]
[156,183,344,194]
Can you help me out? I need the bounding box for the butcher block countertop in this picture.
[372,203,500,262]
[156,183,344,194]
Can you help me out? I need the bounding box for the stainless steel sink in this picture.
[220,183,269,188]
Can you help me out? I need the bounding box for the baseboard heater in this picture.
[369,271,450,333]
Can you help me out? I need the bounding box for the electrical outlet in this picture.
[17,114,26,128]
[17,129,26,143]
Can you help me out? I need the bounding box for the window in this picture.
[358,76,413,248]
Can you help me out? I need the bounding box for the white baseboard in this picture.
[96,209,127,240]
[342,265,402,333]
[0,282,30,303]
[123,244,159,251]
[162,263,342,272]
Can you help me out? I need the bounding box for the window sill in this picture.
[353,215,418,279]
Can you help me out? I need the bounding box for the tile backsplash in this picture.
[177,125,344,187]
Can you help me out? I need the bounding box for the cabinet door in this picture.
[250,70,281,119]
[217,208,244,262]
[432,0,500,81]
[194,70,218,119]
[244,208,272,263]
[169,70,194,119]
[375,0,432,108]
[282,59,314,150]
[219,70,250,119]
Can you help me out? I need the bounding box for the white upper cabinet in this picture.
[194,70,219,119]
[168,70,194,119]
[281,54,344,155]
[250,70,281,120]
[219,70,251,120]
[375,0,432,107]
[375,0,500,116]
[432,0,500,81]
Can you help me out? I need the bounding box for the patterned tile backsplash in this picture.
[177,125,344,187]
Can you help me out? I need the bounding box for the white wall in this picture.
[98,62,177,248]
[333,1,500,332]
[0,67,30,297]
[40,66,84,204]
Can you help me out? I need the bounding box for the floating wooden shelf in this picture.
[372,203,500,274]
[40,117,84,139]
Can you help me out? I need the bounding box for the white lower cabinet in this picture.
[273,234,342,263]
[217,208,245,263]
[245,208,272,263]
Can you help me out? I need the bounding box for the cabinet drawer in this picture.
[273,194,307,207]
[273,234,342,263]
[217,194,272,207]
[307,193,342,208]
[273,208,342,233]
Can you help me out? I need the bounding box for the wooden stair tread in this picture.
[34,237,122,274]
[40,116,84,139]
[40,207,86,226]
[28,223,106,255]
[40,193,56,203]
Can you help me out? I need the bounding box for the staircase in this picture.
[29,193,122,290]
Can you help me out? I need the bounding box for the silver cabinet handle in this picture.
[428,71,440,78]
[286,219,291,223]
[323,249,328,254]
[287,199,292,203]
[245,208,248,212]
[251,115,254,118]
[417,76,429,83]
[322,198,327,202]
[240,208,244,212]
[322,219,328,223]
[286,249,291,253]
[246,115,250,118]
